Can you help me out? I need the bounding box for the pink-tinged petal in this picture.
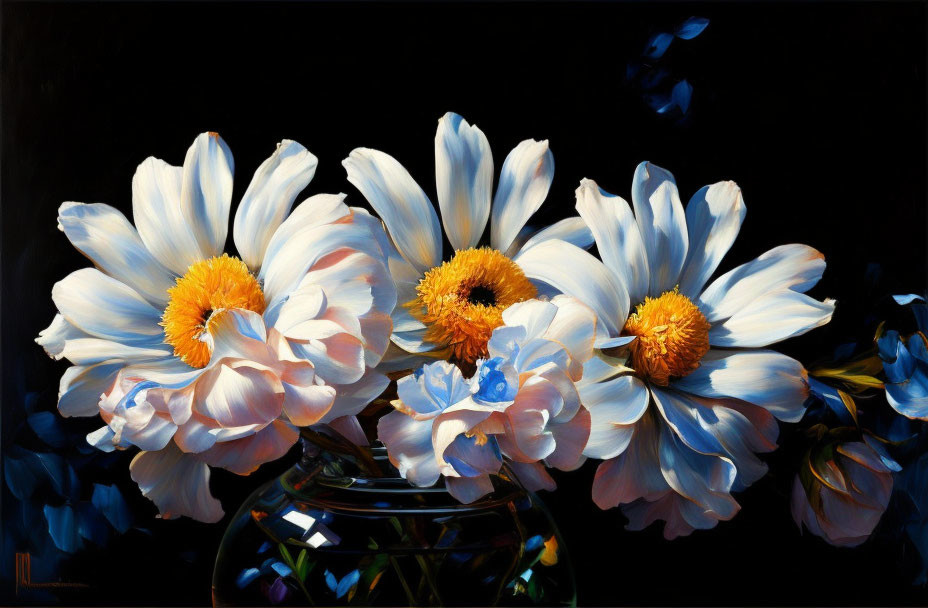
[291,333,366,386]
[377,410,441,487]
[443,435,502,477]
[544,295,598,378]
[697,243,826,323]
[671,349,809,422]
[195,363,284,428]
[581,375,649,460]
[179,132,234,260]
[630,162,689,297]
[432,399,500,470]
[199,420,299,475]
[504,377,564,462]
[130,442,224,523]
[282,384,336,427]
[326,415,369,446]
[507,461,557,492]
[233,139,318,271]
[546,406,591,471]
[445,474,495,504]
[359,311,394,367]
[533,362,580,423]
[591,412,668,510]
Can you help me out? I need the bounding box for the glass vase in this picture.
[212,429,576,607]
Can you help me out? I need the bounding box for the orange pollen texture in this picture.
[161,254,265,368]
[408,247,537,366]
[622,288,711,386]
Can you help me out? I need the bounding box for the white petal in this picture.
[57,338,172,366]
[445,475,495,503]
[575,178,650,305]
[546,405,591,471]
[37,314,88,360]
[196,363,284,427]
[631,162,689,296]
[319,371,390,423]
[58,202,175,306]
[52,268,164,343]
[397,360,469,416]
[260,193,351,280]
[283,384,336,427]
[501,376,563,462]
[590,412,668,509]
[697,244,826,323]
[179,132,234,259]
[343,148,442,273]
[434,112,493,250]
[490,139,554,253]
[544,295,598,377]
[129,442,224,522]
[514,239,628,336]
[132,157,203,274]
[671,349,809,422]
[291,333,366,385]
[377,410,441,487]
[678,181,746,298]
[233,139,318,271]
[199,420,299,475]
[58,362,122,417]
[581,375,650,459]
[709,291,835,348]
[516,217,595,255]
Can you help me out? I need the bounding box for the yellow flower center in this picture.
[162,254,265,368]
[408,247,537,367]
[622,288,710,386]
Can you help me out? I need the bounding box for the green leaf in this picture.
[296,549,309,581]
[279,543,296,570]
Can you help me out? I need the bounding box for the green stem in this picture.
[388,556,417,606]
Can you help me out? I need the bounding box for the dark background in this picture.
[3,1,928,605]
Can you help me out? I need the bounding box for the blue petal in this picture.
[644,32,674,59]
[809,378,856,425]
[671,79,694,114]
[894,294,925,305]
[880,332,916,383]
[475,357,515,402]
[675,17,710,40]
[76,502,110,546]
[44,504,82,553]
[27,412,69,449]
[91,483,133,533]
[324,569,337,592]
[271,561,292,578]
[336,569,361,599]
[4,454,40,500]
[524,535,544,552]
[236,568,261,589]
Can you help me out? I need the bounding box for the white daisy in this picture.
[343,112,592,371]
[516,162,835,538]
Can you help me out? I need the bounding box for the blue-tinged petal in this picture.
[581,375,649,460]
[651,387,727,456]
[324,569,338,592]
[236,568,261,589]
[591,411,668,509]
[179,132,234,260]
[886,361,928,420]
[675,17,709,39]
[708,290,835,348]
[444,434,502,477]
[129,442,224,523]
[671,79,693,114]
[336,569,361,599]
[445,474,495,503]
[643,32,673,59]
[516,217,595,255]
[27,411,69,449]
[893,294,925,305]
[343,148,442,273]
[490,139,554,254]
[435,112,493,251]
[76,502,111,546]
[879,332,916,383]
[631,162,689,296]
[92,483,133,533]
[678,181,745,299]
[397,360,469,415]
[377,411,442,487]
[44,504,82,553]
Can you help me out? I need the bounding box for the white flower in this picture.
[37,132,396,521]
[377,295,596,503]
[343,112,592,371]
[520,162,835,538]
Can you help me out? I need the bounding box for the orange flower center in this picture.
[161,254,265,368]
[622,288,710,386]
[408,247,537,367]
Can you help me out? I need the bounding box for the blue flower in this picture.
[878,295,928,420]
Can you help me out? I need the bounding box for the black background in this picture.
[3,1,928,605]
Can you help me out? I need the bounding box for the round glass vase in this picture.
[212,429,576,607]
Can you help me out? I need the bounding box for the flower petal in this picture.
[320,371,391,423]
[490,139,554,253]
[575,178,650,305]
[58,362,123,417]
[631,162,688,296]
[445,475,495,503]
[195,363,284,428]
[233,139,318,271]
[516,217,595,255]
[507,461,557,492]
[514,239,628,337]
[697,244,826,323]
[131,157,203,274]
[397,360,470,416]
[179,132,234,259]
[129,442,224,523]
[377,410,441,487]
[52,268,164,343]
[198,420,299,475]
[708,290,835,348]
[581,375,650,459]
[58,202,175,306]
[434,112,493,250]
[343,148,441,273]
[678,181,746,298]
[546,405,591,471]
[671,349,809,422]
[591,412,668,509]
